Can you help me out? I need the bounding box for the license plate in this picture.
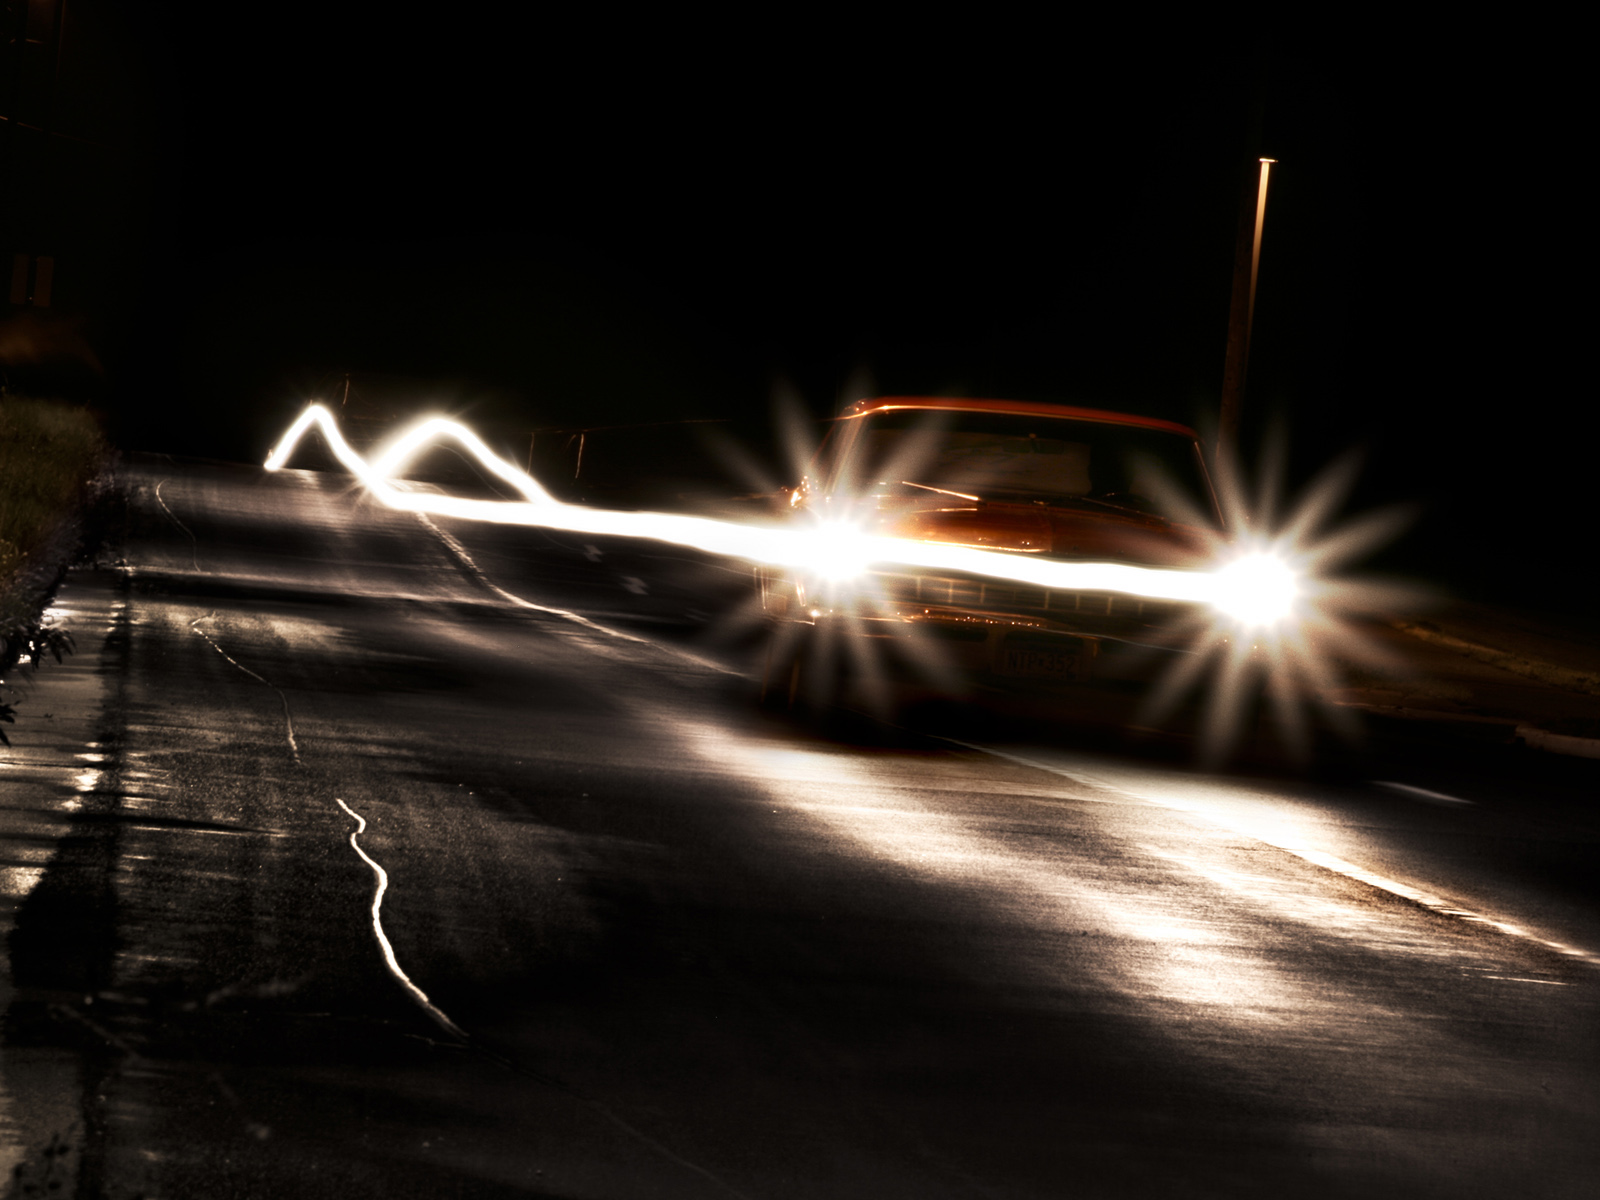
[1000,644,1083,679]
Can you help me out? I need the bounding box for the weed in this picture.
[0,396,106,741]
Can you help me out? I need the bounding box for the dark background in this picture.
[3,6,1586,609]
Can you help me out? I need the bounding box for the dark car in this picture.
[755,397,1224,712]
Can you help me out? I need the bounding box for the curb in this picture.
[1392,619,1600,697]
[1385,618,1600,759]
[1516,724,1600,760]
[1355,705,1600,761]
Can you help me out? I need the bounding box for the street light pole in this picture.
[1218,156,1276,464]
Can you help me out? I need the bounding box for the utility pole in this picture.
[1218,156,1276,461]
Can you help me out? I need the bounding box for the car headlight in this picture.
[1210,550,1301,629]
[794,519,875,586]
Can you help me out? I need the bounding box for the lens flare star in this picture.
[1139,442,1416,765]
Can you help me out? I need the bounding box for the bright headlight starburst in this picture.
[798,520,876,585]
[1210,549,1302,630]
[1139,441,1415,765]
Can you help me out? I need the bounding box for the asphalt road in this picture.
[2,456,1597,1198]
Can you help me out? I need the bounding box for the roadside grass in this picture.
[1,397,108,735]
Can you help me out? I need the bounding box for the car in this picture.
[755,397,1223,714]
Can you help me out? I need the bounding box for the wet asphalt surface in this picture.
[1,456,1597,1198]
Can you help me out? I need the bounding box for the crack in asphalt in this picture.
[416,512,745,678]
[415,512,649,645]
[187,613,299,760]
[153,479,200,574]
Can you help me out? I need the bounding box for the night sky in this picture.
[11,9,1588,610]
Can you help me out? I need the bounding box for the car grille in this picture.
[871,569,1193,630]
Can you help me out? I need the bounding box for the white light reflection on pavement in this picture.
[662,715,1401,1020]
[648,707,1598,1193]
[1375,781,1473,806]
[948,742,1600,969]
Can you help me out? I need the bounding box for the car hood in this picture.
[876,502,1214,569]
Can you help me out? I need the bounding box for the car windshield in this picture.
[830,410,1214,523]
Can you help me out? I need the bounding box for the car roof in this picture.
[840,397,1200,440]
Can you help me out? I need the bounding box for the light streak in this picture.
[264,403,1243,609]
[1376,781,1473,806]
[184,613,469,1028]
[265,403,1409,761]
[334,797,467,1039]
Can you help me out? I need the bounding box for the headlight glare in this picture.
[795,520,875,585]
[1210,550,1300,629]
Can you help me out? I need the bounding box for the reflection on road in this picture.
[1,455,1595,1197]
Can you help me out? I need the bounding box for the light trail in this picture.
[333,797,467,1040]
[265,403,1242,610]
[183,608,466,1033]
[265,402,1412,760]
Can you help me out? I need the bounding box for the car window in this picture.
[833,410,1212,522]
